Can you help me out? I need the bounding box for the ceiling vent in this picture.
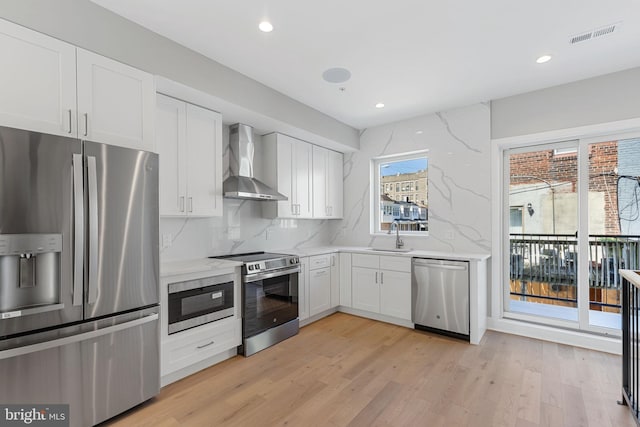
[569,22,620,44]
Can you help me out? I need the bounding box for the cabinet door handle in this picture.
[67,109,72,134]
[179,196,185,212]
[375,272,378,284]
[381,272,384,284]
[331,256,335,267]
[83,113,88,137]
[188,197,193,213]
[196,341,215,349]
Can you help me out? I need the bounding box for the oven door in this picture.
[243,266,299,339]
[167,274,235,334]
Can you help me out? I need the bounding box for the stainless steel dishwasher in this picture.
[412,258,469,339]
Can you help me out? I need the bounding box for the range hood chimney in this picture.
[223,123,287,201]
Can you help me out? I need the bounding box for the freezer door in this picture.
[0,126,83,337]
[83,141,159,319]
[0,308,159,427]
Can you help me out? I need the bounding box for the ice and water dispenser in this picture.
[0,234,62,318]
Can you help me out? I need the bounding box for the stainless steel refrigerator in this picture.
[0,126,160,426]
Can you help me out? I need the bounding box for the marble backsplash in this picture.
[161,102,491,262]
[328,103,492,254]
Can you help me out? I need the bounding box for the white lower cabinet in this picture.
[330,253,340,308]
[339,253,352,307]
[298,257,310,321]
[352,267,381,312]
[309,267,331,317]
[351,254,412,321]
[161,317,240,378]
[379,270,412,320]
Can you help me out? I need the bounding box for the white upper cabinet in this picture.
[77,49,155,151]
[156,94,222,217]
[185,103,222,217]
[263,133,313,219]
[0,19,77,136]
[312,145,343,219]
[0,19,155,151]
[264,133,343,220]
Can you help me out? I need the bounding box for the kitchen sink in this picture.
[366,247,413,253]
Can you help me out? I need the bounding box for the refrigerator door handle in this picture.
[0,313,158,360]
[87,155,99,305]
[72,153,84,307]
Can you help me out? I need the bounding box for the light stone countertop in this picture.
[161,246,490,277]
[277,246,491,261]
[161,258,242,278]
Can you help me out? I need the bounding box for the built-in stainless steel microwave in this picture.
[167,273,234,334]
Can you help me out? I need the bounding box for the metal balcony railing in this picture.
[620,272,640,422]
[509,234,640,309]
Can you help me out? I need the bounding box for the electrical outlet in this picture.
[162,233,172,248]
[444,230,455,240]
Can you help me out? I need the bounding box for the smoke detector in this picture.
[569,22,621,44]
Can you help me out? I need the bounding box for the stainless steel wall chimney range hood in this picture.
[223,123,287,201]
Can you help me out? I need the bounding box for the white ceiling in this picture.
[92,0,640,130]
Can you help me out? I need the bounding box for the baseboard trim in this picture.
[487,317,621,354]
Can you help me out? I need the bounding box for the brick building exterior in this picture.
[380,170,427,205]
[509,142,619,234]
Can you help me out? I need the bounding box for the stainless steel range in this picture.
[210,252,300,356]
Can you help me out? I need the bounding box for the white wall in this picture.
[491,66,640,139]
[0,0,359,150]
[160,127,332,261]
[330,103,492,254]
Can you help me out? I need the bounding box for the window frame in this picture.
[371,150,429,236]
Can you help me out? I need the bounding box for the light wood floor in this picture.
[105,312,636,427]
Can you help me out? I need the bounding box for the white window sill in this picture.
[371,232,429,237]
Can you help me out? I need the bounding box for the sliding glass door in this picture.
[505,141,579,325]
[504,135,640,333]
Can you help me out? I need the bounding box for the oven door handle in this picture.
[243,266,301,283]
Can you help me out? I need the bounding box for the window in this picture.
[373,152,428,234]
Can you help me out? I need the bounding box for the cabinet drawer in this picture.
[309,254,331,270]
[380,255,411,272]
[352,254,379,269]
[162,318,240,375]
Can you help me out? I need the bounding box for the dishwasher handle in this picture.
[412,260,467,271]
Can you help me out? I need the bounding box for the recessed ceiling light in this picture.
[375,103,385,109]
[416,130,423,135]
[259,21,273,32]
[536,55,552,64]
[322,67,351,84]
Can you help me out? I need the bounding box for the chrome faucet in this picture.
[388,220,404,249]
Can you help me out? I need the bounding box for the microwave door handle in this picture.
[87,155,99,305]
[72,154,84,307]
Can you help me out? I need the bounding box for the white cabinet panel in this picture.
[312,145,328,217]
[330,254,340,308]
[185,103,222,217]
[352,267,380,313]
[309,254,331,270]
[352,254,380,269]
[339,253,352,307]
[156,94,222,217]
[379,255,411,272]
[263,133,312,218]
[380,270,412,320]
[0,19,76,136]
[294,140,313,218]
[77,48,155,151]
[327,149,344,218]
[156,95,187,216]
[312,145,343,219]
[298,257,310,321]
[309,267,331,317]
